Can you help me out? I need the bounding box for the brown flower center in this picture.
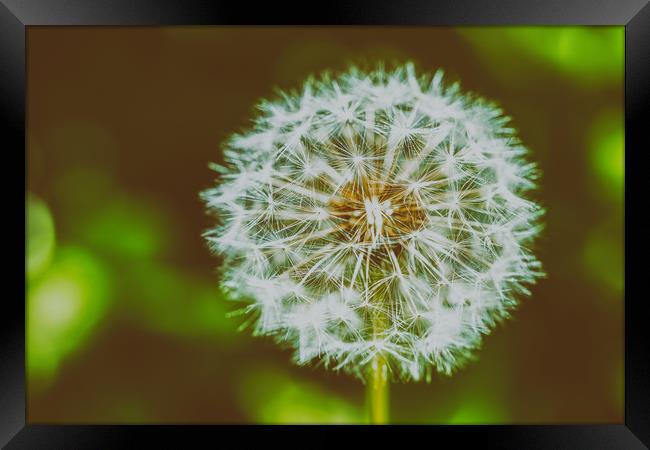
[329,177,427,245]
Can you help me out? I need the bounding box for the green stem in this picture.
[367,352,389,424]
[367,302,390,424]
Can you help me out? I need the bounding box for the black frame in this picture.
[2,0,648,447]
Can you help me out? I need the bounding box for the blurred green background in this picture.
[26,26,623,424]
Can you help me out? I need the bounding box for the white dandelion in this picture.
[201,62,544,421]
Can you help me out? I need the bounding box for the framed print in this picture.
[2,0,649,448]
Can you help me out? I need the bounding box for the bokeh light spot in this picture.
[507,27,623,81]
[447,400,509,424]
[458,27,623,86]
[27,193,56,278]
[120,262,237,338]
[589,111,624,200]
[81,199,168,259]
[238,368,362,424]
[28,247,110,384]
[32,278,83,327]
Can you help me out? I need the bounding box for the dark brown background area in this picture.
[27,27,623,423]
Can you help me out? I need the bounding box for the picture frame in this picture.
[2,0,648,447]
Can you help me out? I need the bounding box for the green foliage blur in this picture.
[27,26,623,424]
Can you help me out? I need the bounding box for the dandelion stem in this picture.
[367,352,389,424]
[367,305,390,424]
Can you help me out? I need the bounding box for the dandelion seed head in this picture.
[202,63,544,381]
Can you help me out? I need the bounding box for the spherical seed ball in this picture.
[202,63,544,381]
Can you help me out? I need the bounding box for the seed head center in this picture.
[329,177,426,245]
